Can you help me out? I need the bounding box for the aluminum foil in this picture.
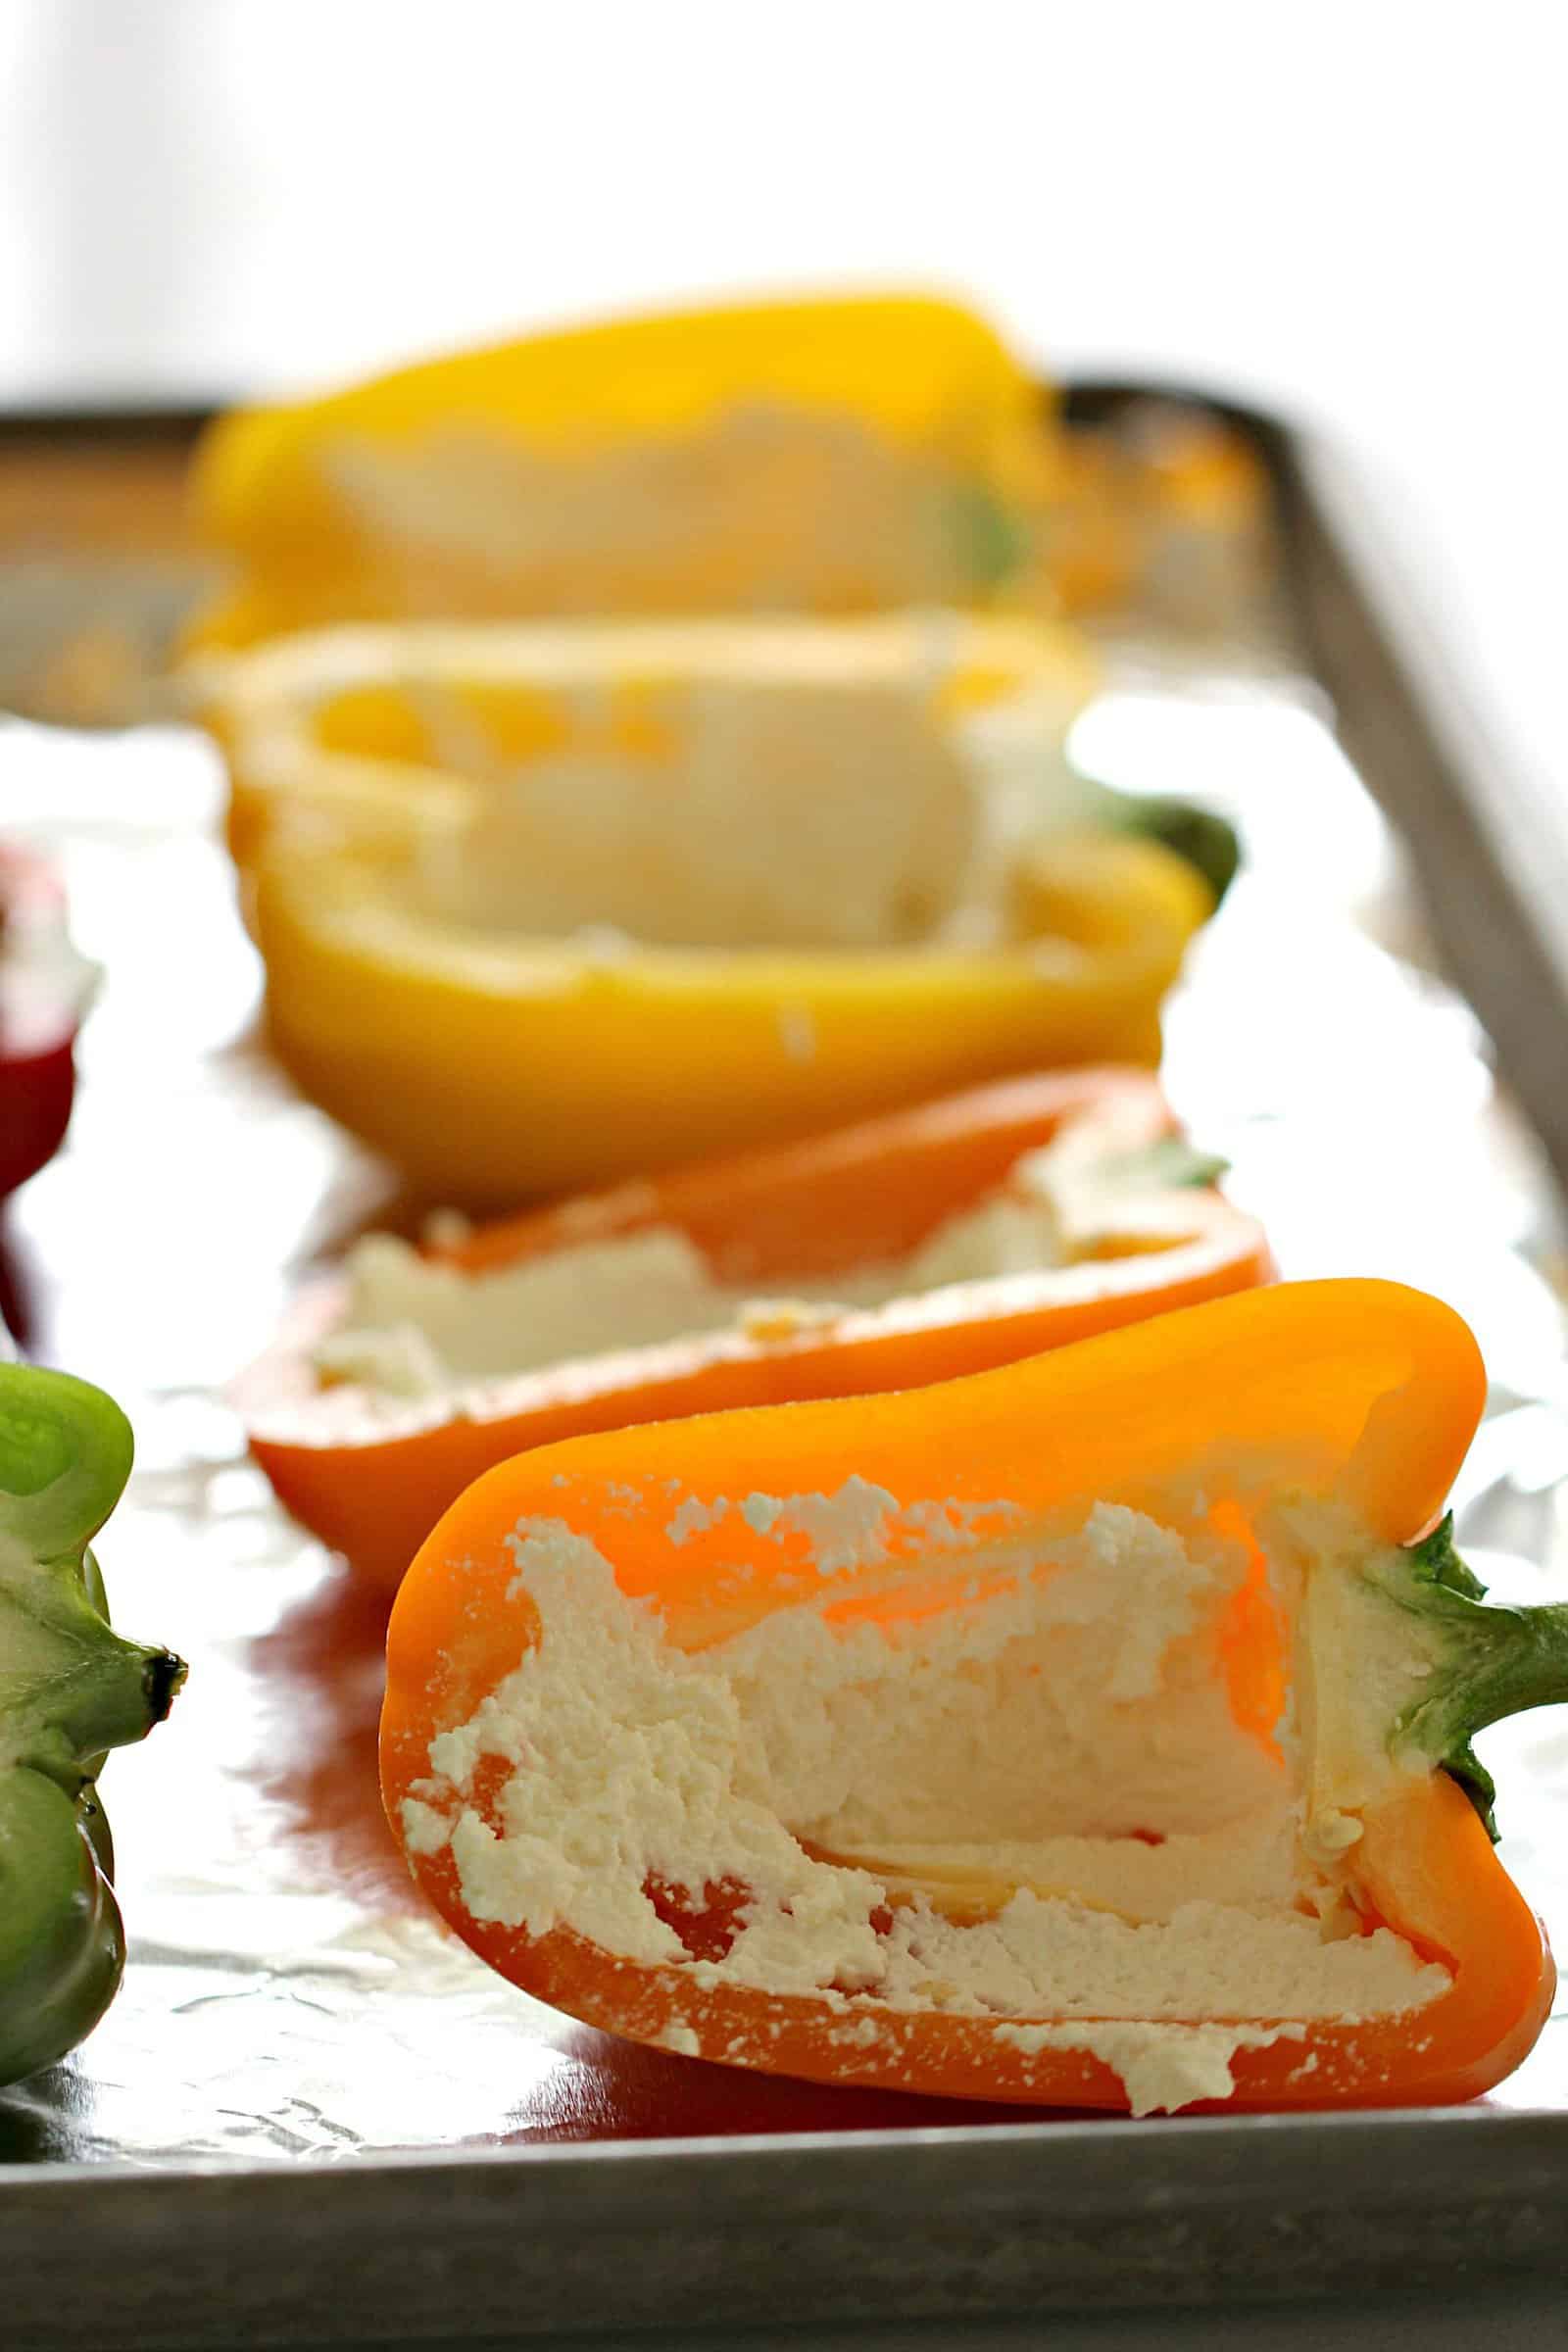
[3,632,1567,2169]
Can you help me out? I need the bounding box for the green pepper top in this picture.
[1101,783,1241,907]
[1381,1514,1568,1839]
[1280,1496,1568,1849]
[0,1364,185,2086]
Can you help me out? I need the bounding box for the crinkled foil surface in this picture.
[3,621,1567,2170]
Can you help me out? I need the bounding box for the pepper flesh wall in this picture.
[381,1281,1561,2115]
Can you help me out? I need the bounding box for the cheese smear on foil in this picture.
[401,1492,1449,2115]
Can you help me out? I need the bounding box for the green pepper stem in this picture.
[50,1638,186,1770]
[1405,1599,1568,1754]
[1372,1518,1568,1838]
[1094,1136,1230,1196]
[1102,786,1242,907]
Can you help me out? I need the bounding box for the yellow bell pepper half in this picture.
[257,826,1208,1203]
[184,293,1055,654]
[227,612,1210,1202]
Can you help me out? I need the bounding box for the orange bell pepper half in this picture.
[380,1280,1558,2116]
[243,1071,1270,1591]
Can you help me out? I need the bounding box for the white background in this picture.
[2,0,1563,812]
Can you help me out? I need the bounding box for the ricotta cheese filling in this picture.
[316,1142,1077,1402]
[323,406,1010,616]
[402,1492,1450,2114]
[297,613,1097,955]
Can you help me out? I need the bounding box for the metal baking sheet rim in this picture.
[3,2105,1566,2346]
[6,383,1568,2344]
[1066,377,1568,1207]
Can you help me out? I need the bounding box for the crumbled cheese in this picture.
[830,2018,886,2050]
[399,1797,455,1858]
[314,1156,1071,1404]
[715,1499,1276,1837]
[733,1477,904,1576]
[666,1494,731,1546]
[994,2020,1306,2118]
[406,1498,1450,2114]
[664,1480,1015,1565]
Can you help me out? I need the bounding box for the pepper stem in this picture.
[1399,1594,1568,1759]
[1387,1517,1568,1838]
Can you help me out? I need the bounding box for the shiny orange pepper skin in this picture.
[380,1279,1553,2114]
[243,1071,1270,1591]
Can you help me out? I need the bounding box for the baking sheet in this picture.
[3,402,1568,2332]
[0,413,215,730]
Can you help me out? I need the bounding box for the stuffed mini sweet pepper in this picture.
[241,1072,1269,1589]
[382,1280,1560,2116]
[1,1363,185,2084]
[182,293,1054,652]
[182,287,1271,650]
[197,612,1221,1200]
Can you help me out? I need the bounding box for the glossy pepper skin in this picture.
[241,1070,1269,1591]
[381,1281,1558,2114]
[252,823,1211,1204]
[0,1364,185,2085]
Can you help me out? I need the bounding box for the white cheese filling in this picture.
[323,408,1005,614]
[316,1143,1078,1402]
[298,612,1099,955]
[403,1494,1449,2115]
